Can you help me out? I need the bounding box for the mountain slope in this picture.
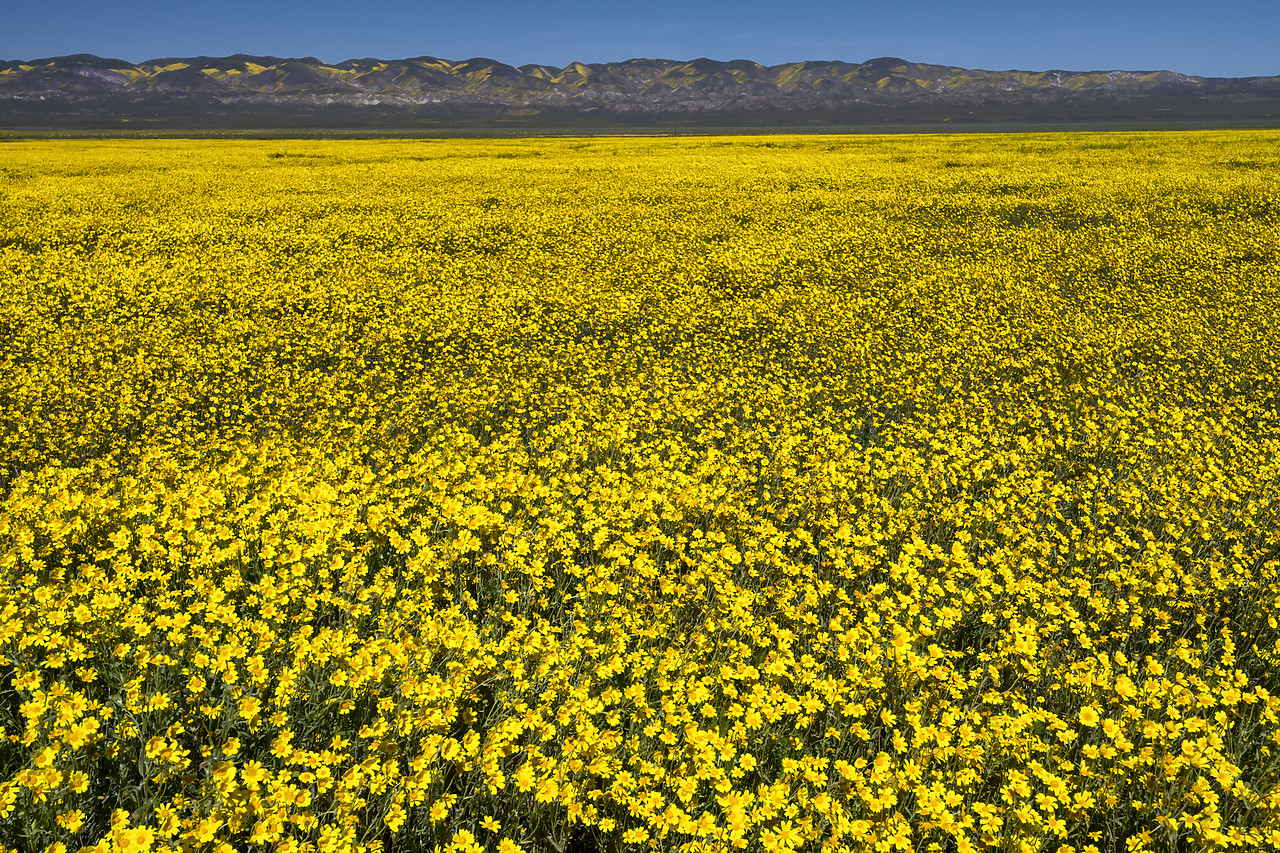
[2,53,1278,127]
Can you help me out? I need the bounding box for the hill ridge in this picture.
[2,53,1277,127]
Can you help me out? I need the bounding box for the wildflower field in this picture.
[2,130,1280,853]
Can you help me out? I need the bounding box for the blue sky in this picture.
[5,0,1278,78]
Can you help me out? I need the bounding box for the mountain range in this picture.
[3,53,1279,128]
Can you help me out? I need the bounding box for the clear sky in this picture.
[5,0,1278,78]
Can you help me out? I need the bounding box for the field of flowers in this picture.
[1,130,1279,853]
